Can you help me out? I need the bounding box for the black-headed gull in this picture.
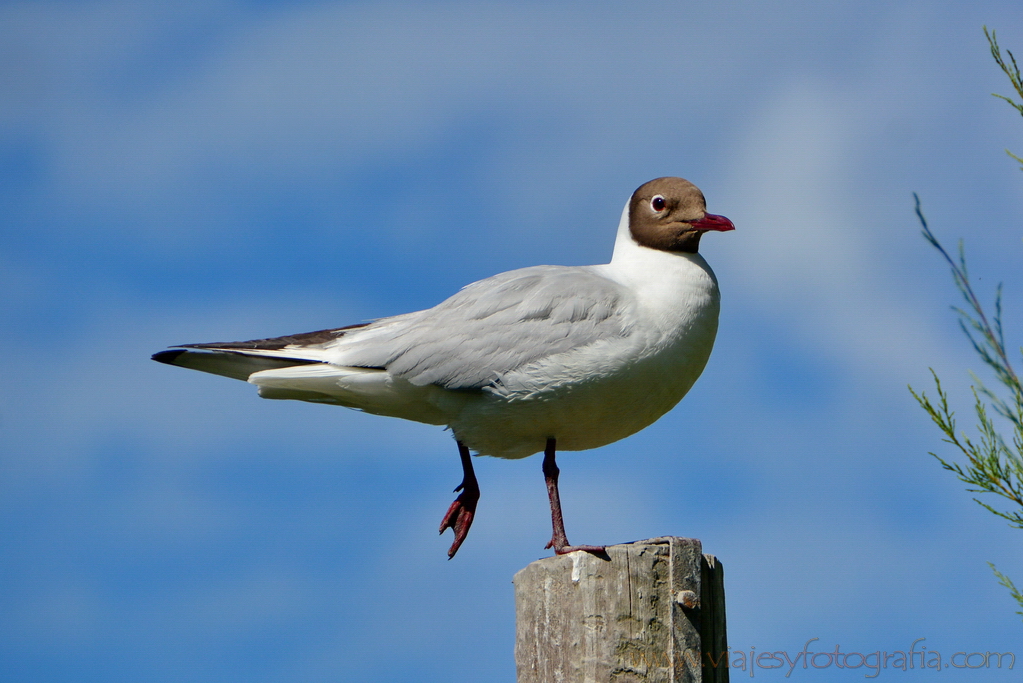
[154,177,734,558]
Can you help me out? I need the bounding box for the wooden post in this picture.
[514,537,727,683]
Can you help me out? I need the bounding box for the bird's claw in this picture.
[439,489,478,559]
[545,536,608,557]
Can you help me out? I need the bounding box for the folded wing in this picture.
[154,265,635,400]
[326,265,634,390]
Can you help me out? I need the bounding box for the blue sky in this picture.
[3,1,1023,681]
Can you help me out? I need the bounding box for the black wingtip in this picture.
[152,349,186,365]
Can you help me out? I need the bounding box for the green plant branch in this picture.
[910,193,1023,619]
[914,195,1023,415]
[990,563,1023,618]
[986,26,1023,169]
[913,23,1023,624]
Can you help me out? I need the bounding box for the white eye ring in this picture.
[650,195,666,212]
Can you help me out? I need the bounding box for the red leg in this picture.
[542,438,606,556]
[439,441,479,559]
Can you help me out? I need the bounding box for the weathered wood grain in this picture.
[514,537,727,683]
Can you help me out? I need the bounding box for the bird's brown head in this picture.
[628,177,735,254]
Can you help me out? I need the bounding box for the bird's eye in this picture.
[651,195,666,212]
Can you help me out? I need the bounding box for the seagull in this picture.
[153,177,734,558]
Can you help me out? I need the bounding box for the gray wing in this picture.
[335,265,634,389]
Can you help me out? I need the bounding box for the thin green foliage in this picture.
[990,563,1023,619]
[985,26,1023,169]
[909,201,1023,530]
[909,200,1023,620]
[909,29,1023,617]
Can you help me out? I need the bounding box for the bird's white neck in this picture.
[607,200,717,288]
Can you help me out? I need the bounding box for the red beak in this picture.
[691,213,735,232]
